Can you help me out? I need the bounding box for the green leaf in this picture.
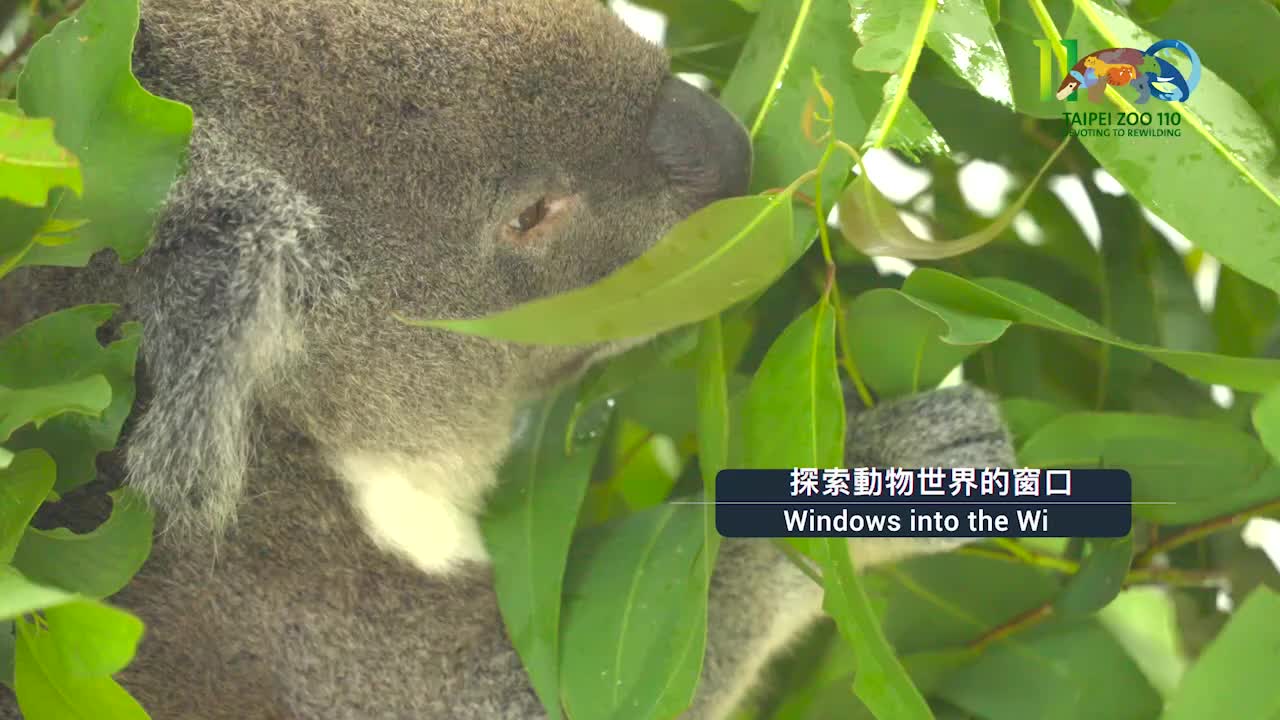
[41,601,143,677]
[12,489,153,599]
[0,376,112,442]
[903,269,1280,393]
[402,195,798,345]
[574,327,699,413]
[0,200,52,279]
[0,447,12,469]
[559,504,710,720]
[601,421,681,515]
[1094,189,1158,410]
[1052,534,1133,618]
[0,305,142,492]
[1253,384,1280,463]
[744,300,845,470]
[1145,233,1216,355]
[0,449,56,563]
[845,289,1009,399]
[998,397,1068,448]
[16,0,193,268]
[839,136,1067,260]
[676,316,732,713]
[1213,267,1279,357]
[14,614,147,720]
[1143,0,1280,142]
[1160,587,1280,720]
[848,0,950,154]
[615,367,701,441]
[0,620,12,689]
[695,316,729,521]
[1096,587,1188,698]
[923,0,1013,107]
[1018,413,1273,524]
[936,620,1162,720]
[874,553,1058,654]
[0,567,77,620]
[815,538,933,720]
[481,390,602,720]
[725,0,886,188]
[0,113,82,207]
[1048,1,1280,296]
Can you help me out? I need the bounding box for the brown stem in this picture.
[1134,496,1280,567]
[969,603,1054,652]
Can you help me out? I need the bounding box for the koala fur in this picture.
[0,0,1015,717]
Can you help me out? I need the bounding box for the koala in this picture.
[0,0,1015,718]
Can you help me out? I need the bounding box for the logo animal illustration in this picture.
[1056,40,1200,105]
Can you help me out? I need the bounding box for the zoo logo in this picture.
[1035,39,1201,105]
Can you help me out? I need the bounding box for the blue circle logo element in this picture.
[1056,40,1201,105]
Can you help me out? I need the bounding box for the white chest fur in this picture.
[332,450,494,574]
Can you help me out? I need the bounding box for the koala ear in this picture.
[125,123,346,539]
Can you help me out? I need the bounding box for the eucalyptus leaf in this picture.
[1159,587,1280,720]
[0,113,82,207]
[42,601,143,677]
[998,397,1068,448]
[0,449,55,563]
[0,376,110,443]
[481,389,601,720]
[844,288,1008,399]
[1052,1,1280,295]
[574,327,699,413]
[847,0,950,154]
[743,299,845,470]
[13,614,147,720]
[924,0,1013,107]
[903,269,1280,393]
[838,136,1068,260]
[0,566,76,620]
[1095,193,1182,411]
[559,505,710,720]
[0,306,142,492]
[1143,0,1280,142]
[816,538,934,720]
[1253,384,1280,463]
[16,0,193,268]
[12,489,153,599]
[403,195,798,345]
[1213,266,1279,358]
[936,620,1162,720]
[0,200,51,278]
[1019,412,1273,524]
[1052,534,1133,618]
[1096,587,1188,698]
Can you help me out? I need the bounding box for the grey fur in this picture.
[0,0,1016,717]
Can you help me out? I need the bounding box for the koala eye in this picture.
[508,197,549,232]
[501,195,577,244]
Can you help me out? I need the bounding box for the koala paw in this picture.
[842,383,1016,570]
[845,383,1015,470]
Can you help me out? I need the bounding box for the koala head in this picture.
[36,0,752,535]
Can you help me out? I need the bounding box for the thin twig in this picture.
[969,603,1054,652]
[1133,496,1280,567]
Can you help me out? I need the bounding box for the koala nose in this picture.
[646,76,753,210]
